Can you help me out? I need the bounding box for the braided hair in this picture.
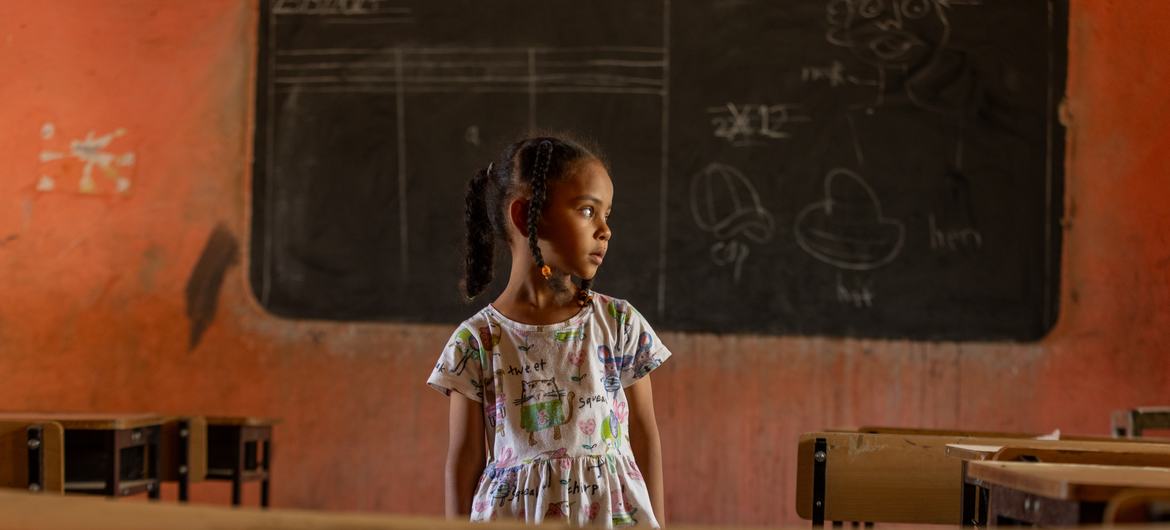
[461,135,604,305]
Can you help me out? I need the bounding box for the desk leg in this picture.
[812,437,827,527]
[148,426,161,500]
[960,461,976,527]
[26,426,43,492]
[261,439,271,508]
[231,428,243,506]
[107,431,121,497]
[178,420,190,502]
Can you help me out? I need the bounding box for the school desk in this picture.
[0,413,163,498]
[796,431,1050,525]
[0,421,64,493]
[796,429,1170,525]
[204,416,277,507]
[1114,407,1170,438]
[946,440,1170,526]
[968,461,1170,525]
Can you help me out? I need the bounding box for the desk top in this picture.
[851,426,1170,444]
[967,461,1170,501]
[205,416,280,427]
[946,444,1005,460]
[946,439,1170,462]
[851,426,1047,438]
[0,413,165,430]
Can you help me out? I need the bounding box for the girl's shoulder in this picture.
[589,291,643,320]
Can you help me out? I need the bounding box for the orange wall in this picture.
[1,1,1168,526]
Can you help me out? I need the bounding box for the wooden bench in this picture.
[969,461,1170,525]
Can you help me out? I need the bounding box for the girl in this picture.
[427,136,670,527]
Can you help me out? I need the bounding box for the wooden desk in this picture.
[797,431,1170,526]
[204,416,277,507]
[1114,407,1170,438]
[795,431,1073,525]
[0,421,64,493]
[947,440,1170,526]
[968,461,1170,525]
[0,413,164,498]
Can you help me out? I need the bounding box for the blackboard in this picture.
[251,0,1067,341]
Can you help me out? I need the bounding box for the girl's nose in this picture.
[597,221,612,241]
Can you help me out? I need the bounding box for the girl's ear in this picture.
[508,198,530,237]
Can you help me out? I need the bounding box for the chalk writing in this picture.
[836,273,874,308]
[928,214,983,251]
[707,103,810,146]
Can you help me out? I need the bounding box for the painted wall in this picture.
[0,1,1167,525]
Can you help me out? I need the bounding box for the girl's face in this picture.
[537,158,614,281]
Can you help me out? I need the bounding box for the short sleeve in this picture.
[617,302,672,388]
[426,325,486,402]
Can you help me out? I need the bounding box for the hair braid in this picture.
[462,165,494,298]
[527,140,553,277]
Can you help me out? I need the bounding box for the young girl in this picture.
[426,136,670,527]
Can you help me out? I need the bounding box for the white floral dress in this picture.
[427,293,671,527]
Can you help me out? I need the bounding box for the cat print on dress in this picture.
[515,379,576,446]
[632,332,662,379]
[597,345,629,395]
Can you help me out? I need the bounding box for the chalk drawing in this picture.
[690,163,775,283]
[794,167,904,270]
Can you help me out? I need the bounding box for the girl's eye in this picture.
[581,206,595,218]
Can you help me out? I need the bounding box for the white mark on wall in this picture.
[38,123,137,196]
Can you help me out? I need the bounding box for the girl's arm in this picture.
[627,374,665,526]
[444,392,486,519]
